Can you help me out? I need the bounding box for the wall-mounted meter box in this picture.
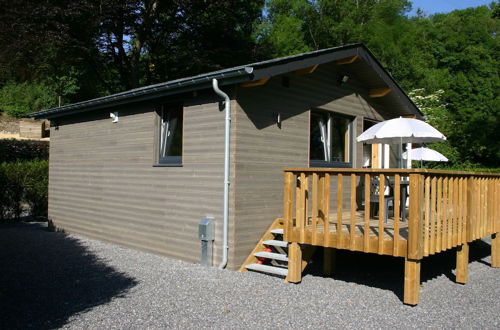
[198,217,215,241]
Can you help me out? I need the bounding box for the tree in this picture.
[256,1,499,167]
[1,0,264,96]
[0,82,57,118]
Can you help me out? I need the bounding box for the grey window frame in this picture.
[157,104,183,165]
[309,109,354,168]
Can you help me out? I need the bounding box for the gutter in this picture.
[211,78,231,269]
[31,67,254,119]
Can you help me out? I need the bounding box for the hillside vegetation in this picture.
[0,0,498,168]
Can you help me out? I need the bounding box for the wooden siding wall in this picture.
[233,63,396,266]
[49,96,230,265]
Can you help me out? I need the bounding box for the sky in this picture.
[408,0,494,16]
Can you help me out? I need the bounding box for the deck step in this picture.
[245,263,288,277]
[263,239,288,248]
[254,251,288,262]
[270,228,284,235]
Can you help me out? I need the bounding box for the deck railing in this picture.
[282,168,500,259]
[282,168,500,305]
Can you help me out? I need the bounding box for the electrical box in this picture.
[198,217,215,241]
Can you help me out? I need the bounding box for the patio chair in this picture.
[369,176,394,223]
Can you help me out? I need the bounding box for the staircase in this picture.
[239,218,316,280]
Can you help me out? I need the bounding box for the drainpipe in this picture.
[212,78,230,269]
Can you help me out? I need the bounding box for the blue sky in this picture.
[408,0,495,16]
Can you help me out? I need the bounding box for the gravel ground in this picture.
[1,222,498,329]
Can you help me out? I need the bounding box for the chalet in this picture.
[32,44,499,305]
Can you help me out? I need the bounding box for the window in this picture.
[158,104,183,164]
[310,110,353,167]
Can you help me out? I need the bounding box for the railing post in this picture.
[404,257,421,305]
[456,243,469,283]
[408,173,424,260]
[405,173,424,305]
[286,242,302,283]
[492,233,499,268]
[283,171,294,242]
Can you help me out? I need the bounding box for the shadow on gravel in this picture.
[0,223,138,329]
[304,239,492,302]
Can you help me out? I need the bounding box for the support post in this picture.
[456,243,469,284]
[404,258,421,305]
[408,174,424,259]
[323,247,336,276]
[492,233,499,268]
[283,172,294,242]
[286,242,302,283]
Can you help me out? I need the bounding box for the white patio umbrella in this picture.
[357,117,446,144]
[402,147,448,162]
[356,117,446,168]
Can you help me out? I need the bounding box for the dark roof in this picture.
[32,43,422,119]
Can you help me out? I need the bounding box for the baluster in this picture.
[337,173,343,246]
[436,177,442,252]
[378,173,385,254]
[447,177,453,249]
[311,173,318,245]
[301,173,309,243]
[442,177,448,249]
[393,174,400,256]
[350,173,356,250]
[430,177,437,254]
[457,177,463,245]
[324,173,330,246]
[364,173,371,252]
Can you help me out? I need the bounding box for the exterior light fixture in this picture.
[338,74,349,86]
[110,112,119,123]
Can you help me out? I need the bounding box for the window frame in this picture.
[156,103,183,166]
[309,109,354,168]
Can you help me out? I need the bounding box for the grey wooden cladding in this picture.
[231,63,394,267]
[48,61,409,271]
[49,99,227,265]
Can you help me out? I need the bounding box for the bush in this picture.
[0,139,49,163]
[0,160,48,220]
[0,81,57,118]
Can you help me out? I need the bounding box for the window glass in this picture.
[310,110,352,167]
[159,105,183,164]
[331,116,350,162]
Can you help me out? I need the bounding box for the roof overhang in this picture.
[32,43,423,120]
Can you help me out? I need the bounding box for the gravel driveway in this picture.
[1,222,498,329]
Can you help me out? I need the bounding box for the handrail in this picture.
[282,168,500,177]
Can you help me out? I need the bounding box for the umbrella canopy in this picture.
[356,117,446,144]
[402,147,448,162]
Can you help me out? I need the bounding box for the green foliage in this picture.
[1,0,265,97]
[0,0,497,169]
[0,81,57,117]
[259,0,499,168]
[0,140,49,220]
[0,160,48,220]
[0,139,49,163]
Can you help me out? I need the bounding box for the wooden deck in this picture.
[282,168,500,305]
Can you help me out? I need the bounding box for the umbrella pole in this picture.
[399,139,403,169]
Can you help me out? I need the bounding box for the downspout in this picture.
[212,78,230,269]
